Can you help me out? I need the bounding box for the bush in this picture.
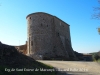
[93,51,100,61]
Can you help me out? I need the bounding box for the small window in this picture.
[57,33,59,36]
[31,41,33,46]
[30,17,31,19]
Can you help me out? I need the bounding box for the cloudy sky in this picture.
[0,0,100,53]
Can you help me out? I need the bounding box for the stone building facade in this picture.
[15,41,27,55]
[26,12,77,60]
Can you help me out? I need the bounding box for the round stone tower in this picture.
[26,12,55,59]
[26,12,77,60]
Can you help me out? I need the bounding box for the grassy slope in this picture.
[0,44,56,75]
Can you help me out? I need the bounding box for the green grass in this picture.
[97,59,100,62]
[93,58,100,62]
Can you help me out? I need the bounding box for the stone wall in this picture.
[26,12,77,60]
[27,13,54,57]
[15,42,27,54]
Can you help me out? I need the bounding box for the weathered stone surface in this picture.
[26,12,77,60]
[15,42,27,54]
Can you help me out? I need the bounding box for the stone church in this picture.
[16,12,77,60]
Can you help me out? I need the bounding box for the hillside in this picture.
[89,52,97,55]
[0,42,56,75]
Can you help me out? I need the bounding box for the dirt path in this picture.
[38,61,100,75]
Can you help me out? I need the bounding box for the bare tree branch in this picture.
[92,13,100,19]
[92,0,100,20]
[98,0,100,4]
[93,7,100,11]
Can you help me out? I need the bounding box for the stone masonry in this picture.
[26,12,77,60]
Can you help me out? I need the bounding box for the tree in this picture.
[94,54,99,61]
[92,0,100,19]
[93,51,100,61]
[92,0,100,35]
[97,27,100,35]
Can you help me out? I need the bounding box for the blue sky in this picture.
[0,0,100,53]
